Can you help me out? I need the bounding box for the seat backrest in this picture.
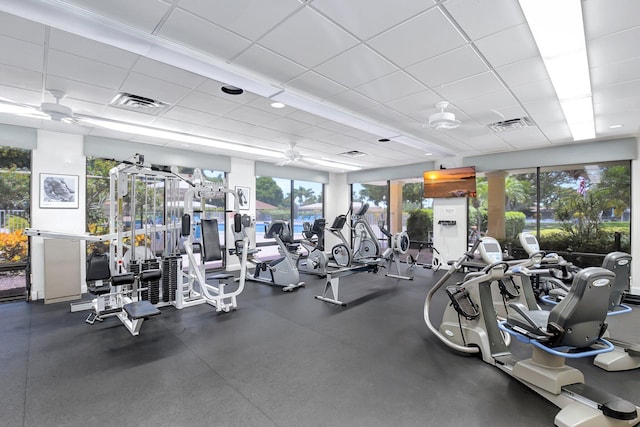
[201,218,223,262]
[330,214,347,229]
[86,253,111,282]
[601,251,631,310]
[265,220,293,243]
[548,266,614,348]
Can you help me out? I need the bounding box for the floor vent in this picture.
[340,150,367,158]
[488,117,534,132]
[109,93,170,115]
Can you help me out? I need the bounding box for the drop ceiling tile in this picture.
[314,44,396,88]
[407,45,488,88]
[460,133,512,151]
[588,27,640,67]
[47,50,129,90]
[102,106,158,124]
[0,36,43,72]
[49,29,138,70]
[354,71,425,104]
[232,45,306,83]
[595,110,640,134]
[593,79,640,105]
[522,98,565,126]
[246,96,296,116]
[133,57,207,89]
[495,57,548,88]
[317,119,358,134]
[591,57,640,87]
[0,12,45,44]
[438,72,505,103]
[584,0,640,40]
[284,110,327,126]
[179,91,241,116]
[367,7,466,67]
[261,116,310,134]
[474,24,538,68]
[311,0,432,41]
[326,90,381,114]
[162,105,220,125]
[386,90,441,122]
[258,7,358,68]
[0,63,42,91]
[594,96,640,115]
[443,0,525,41]
[0,85,42,105]
[157,9,252,61]
[199,116,253,134]
[285,71,347,100]
[44,76,116,104]
[149,117,198,133]
[293,126,336,140]
[176,0,300,40]
[224,105,281,125]
[57,0,172,33]
[454,90,518,121]
[120,72,192,104]
[497,126,549,148]
[61,98,106,116]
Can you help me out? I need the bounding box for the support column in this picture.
[486,170,507,239]
[389,180,403,234]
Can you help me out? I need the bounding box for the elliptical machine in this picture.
[297,218,329,276]
[326,203,381,267]
[377,220,413,280]
[424,238,640,427]
[240,219,305,292]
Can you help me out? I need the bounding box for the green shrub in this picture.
[406,208,433,242]
[505,211,526,239]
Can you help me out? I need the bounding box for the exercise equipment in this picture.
[81,253,160,336]
[234,218,304,291]
[519,233,640,372]
[297,218,329,276]
[378,220,413,280]
[325,204,381,267]
[424,238,640,426]
[176,179,247,312]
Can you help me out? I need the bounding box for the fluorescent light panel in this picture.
[81,118,283,159]
[519,0,595,141]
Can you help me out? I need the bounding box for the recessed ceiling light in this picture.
[424,152,433,156]
[609,124,624,129]
[378,138,390,142]
[221,85,244,95]
[270,102,286,109]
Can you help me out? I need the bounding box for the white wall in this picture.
[631,140,640,295]
[325,172,351,250]
[226,157,255,270]
[30,130,86,300]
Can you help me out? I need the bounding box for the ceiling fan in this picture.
[0,90,80,123]
[276,143,313,166]
[428,101,461,130]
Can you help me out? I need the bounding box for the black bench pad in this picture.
[123,301,161,319]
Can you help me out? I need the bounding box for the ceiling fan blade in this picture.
[0,98,48,118]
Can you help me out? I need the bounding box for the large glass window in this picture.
[256,175,325,258]
[482,161,631,264]
[351,181,388,249]
[0,147,31,300]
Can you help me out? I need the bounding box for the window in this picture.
[256,176,325,259]
[351,181,388,249]
[0,146,31,300]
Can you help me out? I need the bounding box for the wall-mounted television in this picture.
[423,166,477,198]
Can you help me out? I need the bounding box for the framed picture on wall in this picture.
[235,186,250,210]
[40,173,79,209]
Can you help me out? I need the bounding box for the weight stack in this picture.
[162,256,180,303]
[141,259,161,304]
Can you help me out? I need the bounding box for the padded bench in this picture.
[123,300,161,320]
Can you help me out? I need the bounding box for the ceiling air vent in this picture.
[340,150,367,158]
[488,117,534,132]
[110,93,170,115]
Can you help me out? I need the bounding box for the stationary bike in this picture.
[243,219,305,291]
[297,218,329,276]
[424,238,640,427]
